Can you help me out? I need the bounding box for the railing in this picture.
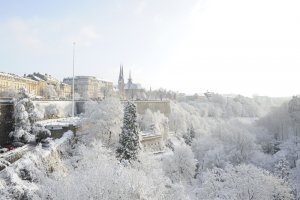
[0,98,14,104]
[0,145,29,171]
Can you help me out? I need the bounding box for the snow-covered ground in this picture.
[0,131,74,199]
[1,95,299,200]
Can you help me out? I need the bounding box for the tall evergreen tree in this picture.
[116,101,140,162]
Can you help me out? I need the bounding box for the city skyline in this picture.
[1,0,300,97]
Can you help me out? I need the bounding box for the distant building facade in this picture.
[59,83,72,99]
[185,93,206,101]
[26,72,71,99]
[63,76,113,100]
[0,72,39,96]
[0,72,72,99]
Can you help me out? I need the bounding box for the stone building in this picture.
[0,72,39,96]
[59,83,72,99]
[63,76,113,100]
[140,134,164,152]
[27,72,71,99]
[0,72,72,99]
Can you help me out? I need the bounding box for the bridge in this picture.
[0,98,171,146]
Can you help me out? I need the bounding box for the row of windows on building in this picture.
[1,73,114,100]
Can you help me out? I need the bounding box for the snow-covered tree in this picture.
[192,135,226,170]
[290,159,300,199]
[197,164,293,200]
[191,119,258,170]
[42,84,58,99]
[116,101,140,162]
[183,125,195,146]
[277,136,300,168]
[163,145,197,184]
[288,96,300,123]
[138,109,155,131]
[138,109,168,137]
[9,88,34,145]
[274,158,290,182]
[257,102,293,141]
[169,102,188,136]
[9,88,49,146]
[82,98,123,147]
[100,85,112,99]
[33,140,185,200]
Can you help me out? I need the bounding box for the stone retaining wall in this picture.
[134,100,171,116]
[0,103,14,146]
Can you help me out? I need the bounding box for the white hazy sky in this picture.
[0,0,300,97]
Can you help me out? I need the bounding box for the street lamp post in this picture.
[72,42,75,117]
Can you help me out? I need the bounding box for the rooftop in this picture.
[0,72,37,83]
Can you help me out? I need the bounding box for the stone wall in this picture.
[0,100,85,146]
[134,100,171,116]
[33,100,86,117]
[0,99,171,145]
[0,102,14,146]
[140,134,164,152]
[79,100,171,116]
[33,100,74,118]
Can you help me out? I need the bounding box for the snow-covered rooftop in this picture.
[0,72,37,83]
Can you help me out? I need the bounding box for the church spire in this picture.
[118,64,125,94]
[121,65,124,78]
[119,64,124,80]
[128,70,132,85]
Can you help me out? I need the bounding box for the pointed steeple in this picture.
[119,64,124,80]
[118,64,125,93]
[121,65,124,79]
[128,70,132,85]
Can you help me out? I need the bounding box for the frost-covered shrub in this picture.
[32,125,51,143]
